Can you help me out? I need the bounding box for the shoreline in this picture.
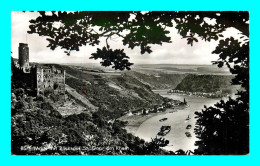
[119,105,188,135]
[123,90,224,151]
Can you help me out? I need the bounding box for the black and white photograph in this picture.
[11,11,249,155]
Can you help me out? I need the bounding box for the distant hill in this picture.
[132,64,231,75]
[126,71,187,90]
[174,74,235,93]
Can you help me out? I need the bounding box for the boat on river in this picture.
[157,126,171,136]
[169,110,177,113]
[159,118,168,122]
[185,132,192,137]
[186,124,192,129]
[186,115,191,120]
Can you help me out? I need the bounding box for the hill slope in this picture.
[11,63,171,155]
[54,64,164,118]
[174,74,234,93]
[126,71,187,90]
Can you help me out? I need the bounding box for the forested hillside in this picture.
[54,64,164,119]
[127,71,187,90]
[174,74,234,93]
[11,64,174,155]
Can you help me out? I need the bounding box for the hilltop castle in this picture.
[12,43,66,99]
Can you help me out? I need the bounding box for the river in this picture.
[135,90,227,152]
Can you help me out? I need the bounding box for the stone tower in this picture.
[18,43,29,70]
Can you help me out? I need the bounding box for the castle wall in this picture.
[36,66,65,100]
[14,43,66,100]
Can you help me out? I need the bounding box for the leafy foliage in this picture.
[174,12,249,154]
[90,47,133,70]
[28,11,173,70]
[194,97,249,154]
[173,11,249,45]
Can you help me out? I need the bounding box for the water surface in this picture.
[135,90,223,152]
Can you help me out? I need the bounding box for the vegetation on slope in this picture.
[54,64,164,119]
[174,74,234,93]
[12,63,179,155]
[12,98,172,155]
[126,71,187,90]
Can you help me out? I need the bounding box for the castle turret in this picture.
[18,43,29,70]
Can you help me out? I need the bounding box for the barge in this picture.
[157,126,171,136]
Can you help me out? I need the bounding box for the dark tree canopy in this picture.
[28,11,174,70]
[27,11,249,154]
[173,11,249,154]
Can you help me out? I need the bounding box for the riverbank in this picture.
[135,91,222,152]
[119,105,188,135]
[120,89,223,152]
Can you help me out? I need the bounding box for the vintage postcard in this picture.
[11,11,249,155]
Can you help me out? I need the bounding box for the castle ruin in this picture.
[36,65,65,97]
[12,43,66,100]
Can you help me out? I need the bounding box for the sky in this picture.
[11,11,243,65]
